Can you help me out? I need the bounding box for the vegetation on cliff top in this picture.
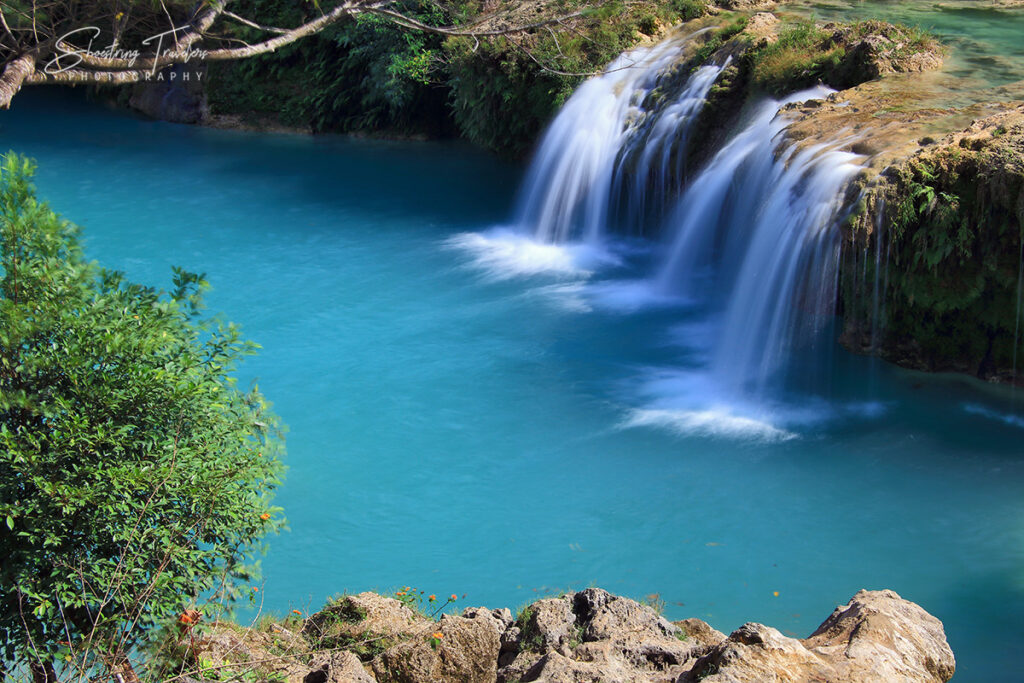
[841,110,1024,380]
[205,0,711,156]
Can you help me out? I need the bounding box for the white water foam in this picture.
[963,403,1024,429]
[444,229,617,281]
[623,407,797,442]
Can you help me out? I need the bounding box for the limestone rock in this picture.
[803,589,955,682]
[673,618,728,649]
[189,588,954,683]
[745,12,780,40]
[371,610,502,683]
[304,651,376,683]
[520,596,580,652]
[197,621,312,683]
[717,0,776,10]
[302,592,428,653]
[683,591,955,682]
[681,623,834,682]
[500,589,711,682]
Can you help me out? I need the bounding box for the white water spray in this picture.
[514,31,727,243]
[460,32,871,432]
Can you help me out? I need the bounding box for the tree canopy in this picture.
[0,153,285,681]
[0,0,585,108]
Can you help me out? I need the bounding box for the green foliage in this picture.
[746,18,939,96]
[748,21,842,95]
[689,13,749,70]
[207,0,453,135]
[0,154,285,676]
[446,0,707,156]
[843,135,1024,377]
[514,606,546,652]
[206,0,712,157]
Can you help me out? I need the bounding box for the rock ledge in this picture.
[194,589,954,682]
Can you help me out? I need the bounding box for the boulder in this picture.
[681,623,834,682]
[302,592,428,656]
[683,590,955,682]
[717,0,777,10]
[371,609,504,683]
[304,651,376,683]
[803,589,956,682]
[500,589,712,682]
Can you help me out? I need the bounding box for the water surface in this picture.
[2,90,1023,681]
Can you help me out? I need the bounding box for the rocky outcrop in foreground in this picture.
[191,588,954,682]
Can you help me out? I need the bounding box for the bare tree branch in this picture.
[0,0,600,108]
[0,52,36,108]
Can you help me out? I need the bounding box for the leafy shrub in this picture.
[0,154,285,679]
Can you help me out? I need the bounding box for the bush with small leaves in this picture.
[0,153,285,680]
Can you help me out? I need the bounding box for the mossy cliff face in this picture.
[840,106,1024,382]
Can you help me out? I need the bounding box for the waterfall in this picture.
[709,137,862,396]
[460,31,869,424]
[651,87,863,397]
[514,30,727,243]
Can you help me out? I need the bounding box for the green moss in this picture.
[514,606,547,652]
[748,21,841,95]
[841,131,1024,379]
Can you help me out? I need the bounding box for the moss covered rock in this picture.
[841,105,1024,382]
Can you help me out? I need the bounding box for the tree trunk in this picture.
[29,661,57,683]
[0,53,36,109]
[114,658,140,683]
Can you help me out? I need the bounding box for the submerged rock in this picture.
[193,588,953,682]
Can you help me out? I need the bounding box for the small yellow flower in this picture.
[260,513,271,521]
[292,609,302,615]
[432,632,443,639]
[450,594,457,602]
[428,594,436,602]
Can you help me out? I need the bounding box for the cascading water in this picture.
[708,137,862,397]
[514,30,727,243]
[457,30,870,432]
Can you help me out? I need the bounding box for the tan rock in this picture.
[717,0,777,10]
[305,651,376,683]
[520,596,580,652]
[682,591,955,682]
[198,621,312,683]
[804,589,955,682]
[302,592,428,655]
[745,12,780,40]
[190,589,955,683]
[371,610,502,683]
[673,618,728,649]
[681,623,834,682]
